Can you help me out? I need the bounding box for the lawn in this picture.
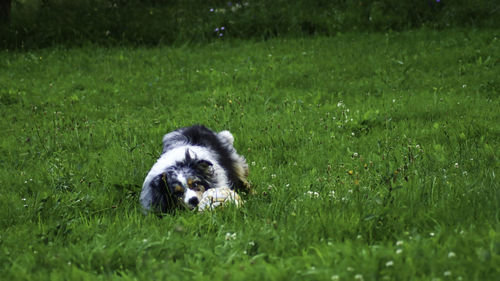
[0,29,499,280]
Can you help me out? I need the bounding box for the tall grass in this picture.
[0,29,499,280]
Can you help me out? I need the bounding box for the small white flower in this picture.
[337,101,344,107]
[305,191,320,198]
[271,174,276,179]
[448,252,456,258]
[392,99,396,103]
[462,84,467,88]
[444,270,451,276]
[329,190,336,198]
[351,132,355,136]
[353,152,359,157]
[454,162,459,168]
[354,274,363,281]
[385,260,394,267]
[463,171,468,176]
[248,241,255,246]
[396,240,404,246]
[22,198,27,201]
[251,161,256,166]
[430,232,435,237]
[142,239,148,243]
[396,249,403,254]
[347,267,354,272]
[285,183,290,187]
[331,275,339,281]
[225,232,237,240]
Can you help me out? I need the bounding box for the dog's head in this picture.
[161,150,214,209]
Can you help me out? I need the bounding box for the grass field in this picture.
[1,29,499,280]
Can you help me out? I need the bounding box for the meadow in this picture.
[0,29,499,280]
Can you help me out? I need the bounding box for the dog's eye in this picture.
[190,181,205,192]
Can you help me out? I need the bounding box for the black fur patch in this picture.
[176,125,246,191]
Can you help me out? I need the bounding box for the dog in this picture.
[140,125,249,213]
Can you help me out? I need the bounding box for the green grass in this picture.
[1,28,499,280]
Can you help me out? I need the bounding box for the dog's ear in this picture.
[141,173,175,213]
[196,160,214,176]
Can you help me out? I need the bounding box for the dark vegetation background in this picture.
[1,0,499,49]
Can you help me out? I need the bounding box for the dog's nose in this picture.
[188,197,199,206]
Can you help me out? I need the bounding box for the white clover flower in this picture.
[251,161,256,166]
[385,260,394,267]
[225,232,237,240]
[305,191,320,198]
[429,232,435,237]
[331,275,339,281]
[353,152,359,157]
[396,249,403,254]
[448,252,456,258]
[354,274,363,281]
[396,240,404,246]
[444,271,452,276]
[329,190,336,198]
[271,174,277,179]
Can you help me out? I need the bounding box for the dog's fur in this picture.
[140,125,249,213]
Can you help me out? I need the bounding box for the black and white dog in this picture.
[140,125,249,213]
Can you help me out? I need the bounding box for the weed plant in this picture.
[0,29,499,280]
